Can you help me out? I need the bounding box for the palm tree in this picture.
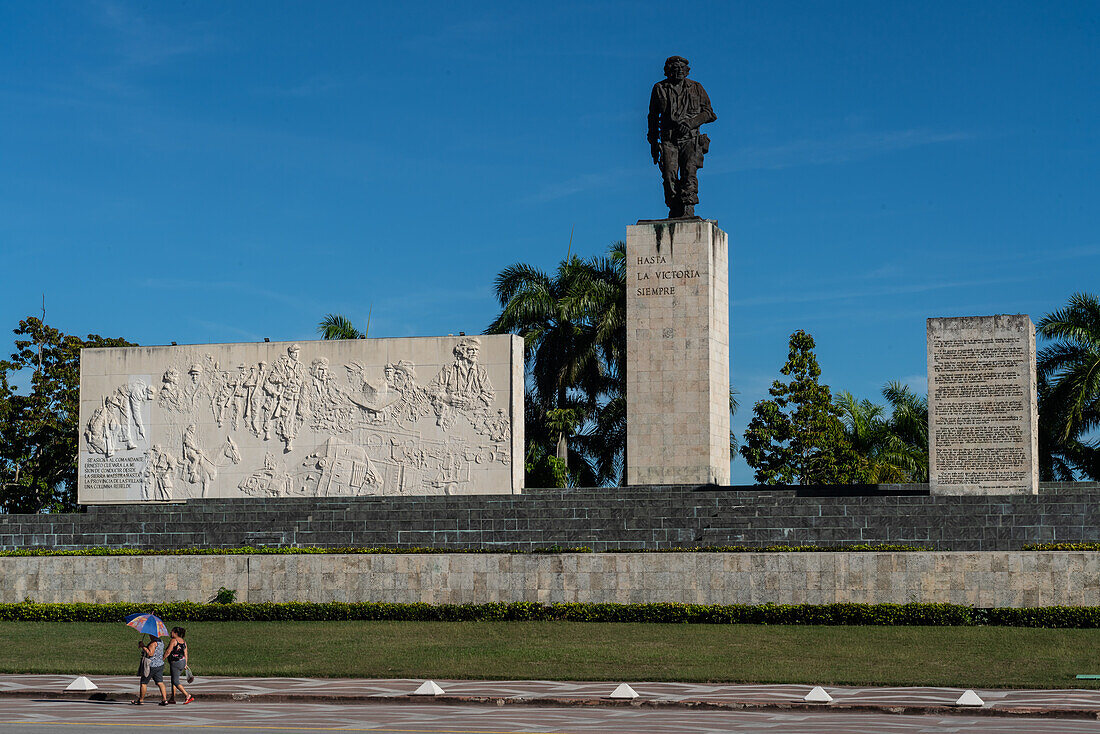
[729,388,740,458]
[564,242,627,484]
[835,381,928,483]
[486,252,607,485]
[317,309,370,340]
[1037,292,1100,480]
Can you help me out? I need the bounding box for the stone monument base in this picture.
[625,218,730,485]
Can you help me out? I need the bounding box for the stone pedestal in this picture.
[625,219,730,485]
[927,314,1038,495]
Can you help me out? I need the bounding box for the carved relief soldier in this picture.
[251,360,270,435]
[302,357,336,428]
[212,369,237,428]
[84,396,117,456]
[114,380,153,451]
[158,366,183,412]
[648,55,716,218]
[265,344,306,452]
[144,444,177,501]
[228,363,252,430]
[430,337,494,430]
[382,360,431,427]
[183,362,208,412]
[181,423,217,498]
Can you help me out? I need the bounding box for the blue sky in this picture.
[2,1,1097,483]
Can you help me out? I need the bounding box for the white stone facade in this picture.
[927,315,1038,495]
[78,336,524,503]
[625,219,730,485]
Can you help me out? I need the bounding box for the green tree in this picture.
[487,246,616,486]
[524,441,568,489]
[1036,292,1100,480]
[740,330,860,484]
[0,318,135,513]
[563,242,627,484]
[835,381,928,483]
[317,310,370,340]
[729,388,740,458]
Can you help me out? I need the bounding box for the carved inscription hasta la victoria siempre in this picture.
[635,254,701,297]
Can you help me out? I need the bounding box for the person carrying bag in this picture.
[164,627,195,704]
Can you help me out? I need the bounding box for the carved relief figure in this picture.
[381,360,431,427]
[647,55,716,218]
[181,423,218,498]
[302,357,338,428]
[250,360,270,434]
[342,361,400,423]
[182,357,218,413]
[212,368,238,428]
[485,408,510,444]
[263,344,306,452]
[144,444,177,501]
[84,396,117,456]
[430,337,494,430]
[158,367,183,412]
[119,380,152,450]
[83,380,153,456]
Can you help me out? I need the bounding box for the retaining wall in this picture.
[3,551,1098,607]
[1,484,1098,552]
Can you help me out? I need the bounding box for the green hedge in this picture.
[0,543,931,557]
[1,601,1098,627]
[1023,543,1100,551]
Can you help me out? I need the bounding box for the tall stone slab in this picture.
[78,335,524,503]
[927,315,1038,495]
[626,219,730,485]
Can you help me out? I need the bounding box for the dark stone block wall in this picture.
[1,483,1098,552]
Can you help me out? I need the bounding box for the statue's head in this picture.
[664,55,690,82]
[288,344,301,360]
[454,337,481,364]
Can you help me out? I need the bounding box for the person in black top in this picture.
[164,627,194,704]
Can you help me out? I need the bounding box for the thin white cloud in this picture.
[140,278,323,313]
[94,0,222,66]
[710,129,974,174]
[528,128,973,203]
[524,166,644,203]
[252,75,345,99]
[730,276,1026,308]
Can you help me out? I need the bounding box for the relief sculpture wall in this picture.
[78,336,524,503]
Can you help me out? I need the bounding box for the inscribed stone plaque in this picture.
[927,315,1038,495]
[625,218,730,485]
[78,336,524,503]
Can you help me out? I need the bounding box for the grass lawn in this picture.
[0,621,1097,689]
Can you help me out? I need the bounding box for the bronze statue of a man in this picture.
[648,56,717,218]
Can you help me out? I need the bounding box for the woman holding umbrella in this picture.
[125,612,169,705]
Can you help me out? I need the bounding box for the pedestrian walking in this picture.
[165,627,194,704]
[132,633,168,705]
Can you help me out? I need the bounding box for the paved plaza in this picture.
[2,697,1100,734]
[2,675,1100,725]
